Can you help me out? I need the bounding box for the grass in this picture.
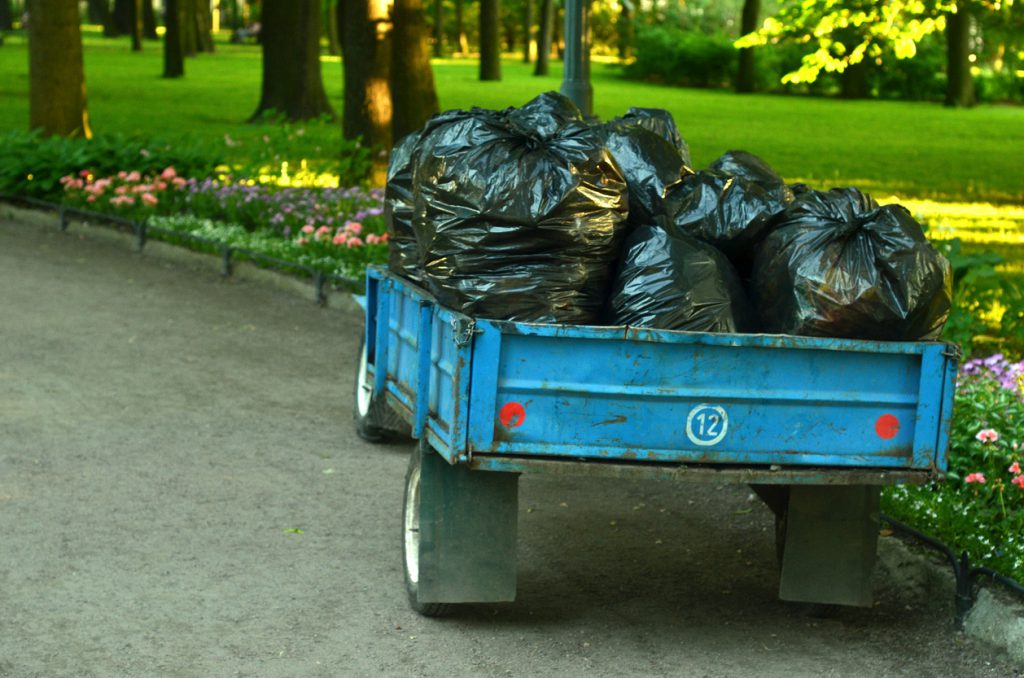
[1,28,1022,203]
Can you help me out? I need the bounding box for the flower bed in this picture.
[59,166,389,281]
[884,353,1024,582]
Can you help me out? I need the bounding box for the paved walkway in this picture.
[0,213,1019,677]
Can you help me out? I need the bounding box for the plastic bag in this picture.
[384,131,421,280]
[622,108,692,168]
[591,117,690,228]
[751,187,952,340]
[663,170,791,276]
[412,92,629,323]
[608,224,756,333]
[708,150,789,197]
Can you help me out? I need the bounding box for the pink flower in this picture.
[332,233,346,245]
[1010,461,1021,475]
[297,237,309,245]
[115,185,129,195]
[965,472,987,484]
[172,177,187,188]
[160,166,177,180]
[141,193,158,206]
[154,181,168,191]
[86,195,96,203]
[126,170,142,183]
[79,169,91,178]
[346,237,364,248]
[301,224,315,234]
[976,428,1000,444]
[346,221,362,234]
[1013,475,1024,490]
[365,233,379,245]
[117,171,128,179]
[315,225,331,236]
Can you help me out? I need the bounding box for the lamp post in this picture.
[560,0,593,117]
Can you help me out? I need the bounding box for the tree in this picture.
[164,0,185,78]
[28,0,92,137]
[340,0,393,151]
[105,0,132,35]
[736,0,986,107]
[143,0,158,40]
[534,0,553,75]
[479,0,501,80]
[129,0,143,51]
[522,0,533,62]
[453,0,468,53]
[432,0,444,56]
[945,7,976,106]
[86,0,107,25]
[735,0,759,93]
[326,0,341,55]
[253,0,334,121]
[392,0,440,140]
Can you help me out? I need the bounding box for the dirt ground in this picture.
[1,214,1021,678]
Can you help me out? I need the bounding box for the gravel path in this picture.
[0,214,1020,677]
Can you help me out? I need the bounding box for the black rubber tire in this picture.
[402,447,452,617]
[353,337,407,443]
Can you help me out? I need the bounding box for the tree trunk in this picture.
[454,0,467,53]
[194,0,215,52]
[340,0,392,152]
[142,0,157,39]
[735,0,758,93]
[534,0,552,75]
[107,0,132,34]
[522,0,532,63]
[86,0,107,25]
[181,0,197,54]
[432,0,443,57]
[253,0,334,121]
[840,59,869,99]
[326,0,340,55]
[392,0,440,141]
[28,0,91,137]
[130,0,143,50]
[164,0,184,77]
[945,8,975,107]
[616,0,631,60]
[479,0,500,80]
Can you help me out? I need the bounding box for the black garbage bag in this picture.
[751,187,952,340]
[412,92,629,323]
[591,117,689,228]
[608,224,756,333]
[708,151,788,194]
[384,131,421,280]
[663,170,791,276]
[622,108,692,168]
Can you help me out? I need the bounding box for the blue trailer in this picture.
[354,266,959,616]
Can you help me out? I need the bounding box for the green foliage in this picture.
[883,361,1024,582]
[736,0,953,85]
[938,239,1024,357]
[626,25,737,88]
[0,130,221,200]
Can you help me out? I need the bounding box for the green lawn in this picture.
[1,29,1022,202]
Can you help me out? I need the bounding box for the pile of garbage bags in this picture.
[384,92,952,341]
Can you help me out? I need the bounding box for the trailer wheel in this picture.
[403,449,451,617]
[353,338,407,443]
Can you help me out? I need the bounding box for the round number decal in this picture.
[686,404,729,447]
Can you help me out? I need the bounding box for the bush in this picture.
[937,239,1024,358]
[0,130,222,200]
[626,25,737,88]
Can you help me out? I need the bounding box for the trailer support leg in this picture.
[778,485,880,607]
[415,443,519,604]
